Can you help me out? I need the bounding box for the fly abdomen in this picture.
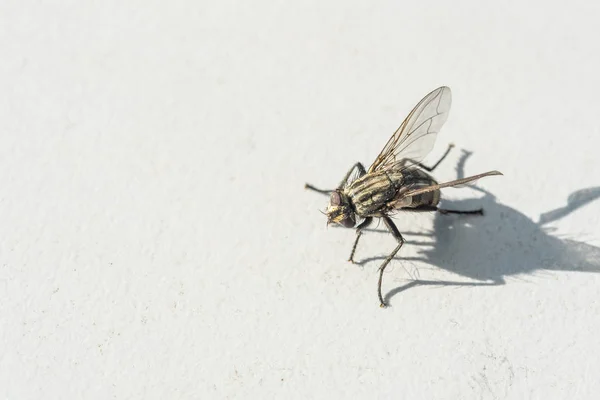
[393,168,440,208]
[410,189,440,207]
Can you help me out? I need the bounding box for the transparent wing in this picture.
[368,86,452,173]
[387,171,503,209]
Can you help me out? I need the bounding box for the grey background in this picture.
[1,0,600,398]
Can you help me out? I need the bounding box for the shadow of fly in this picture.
[305,86,502,308]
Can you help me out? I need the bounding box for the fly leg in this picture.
[410,205,483,215]
[405,143,454,172]
[336,162,366,189]
[304,162,366,194]
[303,183,332,195]
[378,216,404,308]
[348,217,372,263]
[437,207,483,216]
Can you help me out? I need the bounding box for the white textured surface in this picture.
[2,1,600,399]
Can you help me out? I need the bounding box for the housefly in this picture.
[305,86,502,307]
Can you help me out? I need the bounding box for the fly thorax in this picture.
[326,191,356,228]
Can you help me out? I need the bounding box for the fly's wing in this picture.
[368,86,452,173]
[387,171,503,209]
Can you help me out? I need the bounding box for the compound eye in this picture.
[341,215,355,228]
[329,192,341,206]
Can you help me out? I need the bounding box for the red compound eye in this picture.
[329,191,341,206]
[340,215,355,228]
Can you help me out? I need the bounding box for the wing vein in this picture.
[368,86,452,173]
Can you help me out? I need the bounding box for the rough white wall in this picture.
[1,1,600,398]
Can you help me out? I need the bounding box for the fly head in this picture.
[326,190,356,228]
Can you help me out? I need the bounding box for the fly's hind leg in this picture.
[378,216,405,308]
[405,143,454,172]
[411,204,484,215]
[348,217,372,263]
[304,162,367,194]
[438,208,483,216]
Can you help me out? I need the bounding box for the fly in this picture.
[305,86,502,307]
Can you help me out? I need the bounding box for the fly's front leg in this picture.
[304,162,366,195]
[304,183,332,195]
[406,143,454,172]
[348,217,372,263]
[337,162,366,189]
[378,216,404,308]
